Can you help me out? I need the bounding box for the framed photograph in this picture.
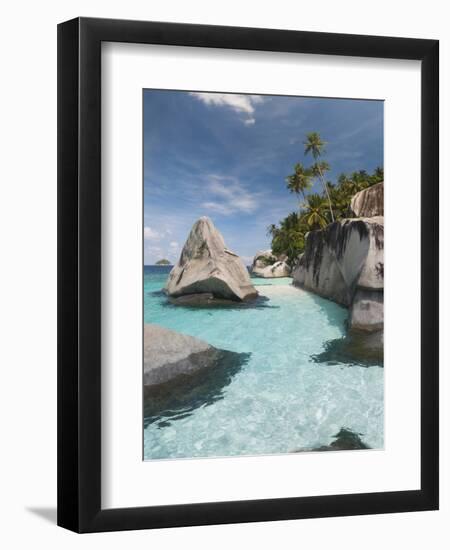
[57,17,439,532]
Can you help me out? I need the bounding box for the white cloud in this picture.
[147,245,162,254]
[231,196,258,211]
[202,175,260,215]
[144,226,161,241]
[189,92,263,125]
[201,201,234,216]
[169,241,179,248]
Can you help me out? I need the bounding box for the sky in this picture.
[143,90,383,265]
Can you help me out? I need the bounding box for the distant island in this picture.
[155,259,171,265]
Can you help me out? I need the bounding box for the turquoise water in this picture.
[144,266,383,459]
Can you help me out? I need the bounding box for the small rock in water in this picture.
[251,249,292,278]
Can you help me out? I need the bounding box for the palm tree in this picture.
[304,132,335,222]
[300,194,328,229]
[328,182,351,220]
[285,163,312,213]
[285,229,305,259]
[338,172,361,198]
[373,166,384,182]
[266,223,278,238]
[267,212,307,263]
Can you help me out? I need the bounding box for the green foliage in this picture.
[155,258,171,265]
[311,160,330,178]
[268,146,383,265]
[286,163,313,206]
[304,132,326,159]
[304,133,335,222]
[299,193,328,229]
[267,212,307,264]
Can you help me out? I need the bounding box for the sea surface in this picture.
[143,265,383,460]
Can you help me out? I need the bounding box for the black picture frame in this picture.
[57,17,439,533]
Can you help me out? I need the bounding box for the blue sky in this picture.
[143,90,383,265]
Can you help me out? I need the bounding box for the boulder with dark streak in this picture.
[292,217,384,332]
[166,217,258,303]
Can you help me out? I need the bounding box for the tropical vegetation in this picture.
[268,132,383,264]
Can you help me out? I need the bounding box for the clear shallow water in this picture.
[143,266,383,459]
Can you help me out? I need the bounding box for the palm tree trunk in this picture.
[299,190,307,217]
[317,165,335,222]
[297,192,302,217]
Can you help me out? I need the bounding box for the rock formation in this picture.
[166,217,258,304]
[251,250,292,278]
[143,325,251,423]
[144,323,247,386]
[293,216,384,332]
[350,181,384,218]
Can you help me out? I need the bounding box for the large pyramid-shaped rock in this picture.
[166,217,258,303]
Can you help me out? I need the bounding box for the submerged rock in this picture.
[166,217,258,303]
[144,342,250,427]
[350,181,384,218]
[292,217,384,332]
[169,292,242,306]
[251,249,291,278]
[312,329,383,367]
[316,428,370,451]
[144,323,248,387]
[294,428,370,453]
